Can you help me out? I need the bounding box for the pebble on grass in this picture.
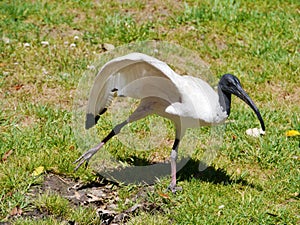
[41,41,49,46]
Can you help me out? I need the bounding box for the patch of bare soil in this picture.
[265,81,300,106]
[121,0,183,24]
[11,174,163,224]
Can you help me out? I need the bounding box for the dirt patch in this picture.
[8,83,74,110]
[8,173,163,224]
[122,0,183,24]
[265,81,300,106]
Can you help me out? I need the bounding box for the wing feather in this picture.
[85,52,226,129]
[86,53,181,129]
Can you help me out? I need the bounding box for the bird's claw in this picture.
[73,155,89,171]
[73,147,99,171]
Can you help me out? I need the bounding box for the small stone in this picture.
[3,37,10,44]
[188,25,196,31]
[218,205,225,209]
[102,43,115,51]
[87,65,96,70]
[41,41,49,46]
[42,68,48,75]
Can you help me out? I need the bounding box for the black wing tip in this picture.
[99,108,107,115]
[85,113,95,129]
[85,113,99,129]
[85,109,106,129]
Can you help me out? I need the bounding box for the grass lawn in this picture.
[0,0,299,224]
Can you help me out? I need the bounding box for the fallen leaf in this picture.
[10,206,22,216]
[74,191,81,200]
[14,84,23,91]
[32,166,45,177]
[2,149,13,162]
[157,191,170,199]
[286,130,300,137]
[87,193,102,203]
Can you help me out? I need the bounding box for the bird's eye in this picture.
[227,80,234,86]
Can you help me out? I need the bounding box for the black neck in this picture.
[218,85,231,116]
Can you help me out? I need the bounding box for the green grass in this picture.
[1,0,299,224]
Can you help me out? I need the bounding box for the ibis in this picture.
[74,53,265,192]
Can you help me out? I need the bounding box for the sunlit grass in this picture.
[0,0,299,224]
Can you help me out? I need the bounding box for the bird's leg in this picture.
[168,138,182,193]
[74,120,128,170]
[74,99,153,171]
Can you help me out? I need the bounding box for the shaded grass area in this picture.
[1,0,299,224]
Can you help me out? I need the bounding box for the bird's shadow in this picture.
[177,159,260,190]
[93,157,261,191]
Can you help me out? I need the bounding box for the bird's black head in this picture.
[218,74,265,131]
[218,74,242,94]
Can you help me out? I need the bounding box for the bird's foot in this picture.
[167,184,183,193]
[73,143,103,171]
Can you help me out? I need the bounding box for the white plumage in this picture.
[75,52,265,192]
[87,53,227,127]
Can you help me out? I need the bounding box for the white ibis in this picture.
[74,53,265,192]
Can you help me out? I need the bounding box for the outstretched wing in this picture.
[85,53,182,129]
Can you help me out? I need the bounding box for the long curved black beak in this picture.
[234,86,265,131]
